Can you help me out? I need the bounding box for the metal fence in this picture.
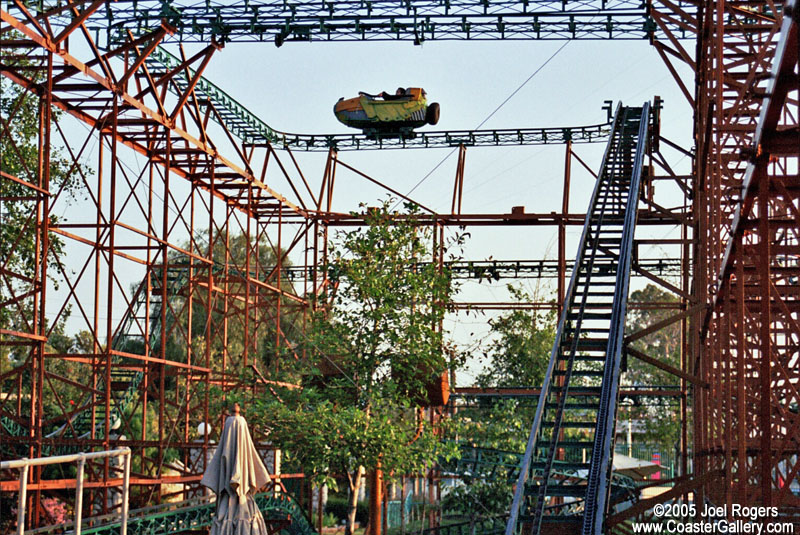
[0,448,131,535]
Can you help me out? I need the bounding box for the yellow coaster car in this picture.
[334,87,440,138]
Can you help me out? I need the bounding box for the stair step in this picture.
[545,402,601,410]
[526,483,589,497]
[589,228,624,234]
[562,355,607,362]
[551,386,603,394]
[543,440,596,448]
[542,421,598,429]
[111,369,138,378]
[567,312,612,320]
[553,369,605,378]
[531,461,591,471]
[562,339,608,350]
[574,327,610,333]
[577,274,617,281]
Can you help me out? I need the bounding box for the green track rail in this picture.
[239,257,681,282]
[81,493,315,535]
[30,492,316,535]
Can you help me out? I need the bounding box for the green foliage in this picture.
[307,200,461,402]
[246,199,465,533]
[449,399,530,453]
[441,478,513,518]
[443,284,557,514]
[475,284,556,388]
[322,512,340,528]
[256,396,458,491]
[624,284,683,449]
[450,284,556,454]
[325,495,368,524]
[127,403,179,476]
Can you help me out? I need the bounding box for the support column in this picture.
[368,464,383,535]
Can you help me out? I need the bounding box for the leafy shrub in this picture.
[325,495,367,524]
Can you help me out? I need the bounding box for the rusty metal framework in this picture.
[0,0,797,530]
[0,2,317,521]
[693,0,800,514]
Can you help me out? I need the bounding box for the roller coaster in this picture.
[2,0,799,534]
[145,46,612,150]
[0,98,658,534]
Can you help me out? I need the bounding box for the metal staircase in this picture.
[51,265,190,446]
[505,102,652,535]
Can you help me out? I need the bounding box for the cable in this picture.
[398,40,572,205]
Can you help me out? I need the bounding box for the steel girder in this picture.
[685,0,800,517]
[0,0,735,532]
[59,0,695,45]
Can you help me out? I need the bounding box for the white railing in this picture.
[0,448,131,535]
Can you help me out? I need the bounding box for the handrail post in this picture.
[122,449,131,535]
[1,448,131,535]
[16,463,29,535]
[75,455,86,535]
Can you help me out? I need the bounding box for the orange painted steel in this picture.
[2,0,797,529]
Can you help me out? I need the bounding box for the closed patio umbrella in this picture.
[612,452,661,480]
[201,404,272,535]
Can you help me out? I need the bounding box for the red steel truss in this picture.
[652,0,800,516]
[0,1,319,519]
[695,1,800,512]
[1,0,798,528]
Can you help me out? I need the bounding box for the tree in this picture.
[461,283,556,453]
[245,200,465,534]
[441,477,512,521]
[623,284,683,450]
[1,45,85,433]
[475,284,556,388]
[442,284,556,518]
[0,47,82,337]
